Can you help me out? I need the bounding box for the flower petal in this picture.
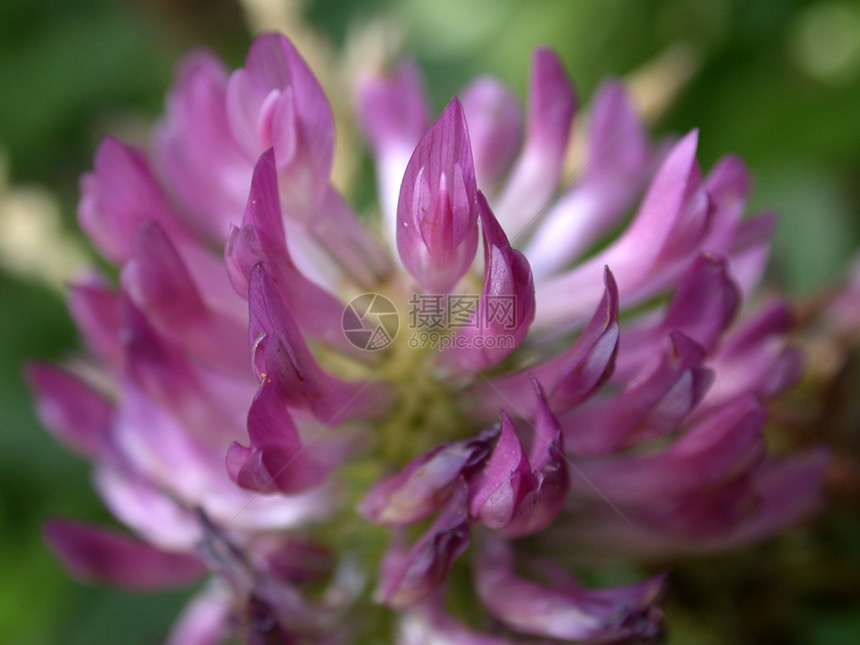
[697,301,801,416]
[120,298,246,443]
[94,465,201,551]
[570,396,766,504]
[166,585,233,645]
[78,137,179,263]
[468,412,534,529]
[475,538,664,642]
[357,59,430,235]
[701,154,752,253]
[562,332,712,455]
[227,379,331,494]
[225,150,354,352]
[247,264,385,424]
[726,210,778,298]
[444,193,535,370]
[227,32,333,192]
[614,253,740,381]
[362,429,497,527]
[153,50,250,241]
[396,98,479,293]
[227,34,390,285]
[526,79,650,279]
[67,280,123,368]
[122,221,247,373]
[535,130,709,329]
[377,484,471,608]
[44,519,206,590]
[460,76,523,189]
[493,48,577,234]
[501,380,569,537]
[27,363,112,458]
[484,267,618,416]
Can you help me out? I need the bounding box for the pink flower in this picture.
[29,32,827,644]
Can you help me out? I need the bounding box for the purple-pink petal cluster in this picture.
[29,30,829,644]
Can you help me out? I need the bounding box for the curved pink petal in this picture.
[122,221,248,373]
[378,484,471,608]
[696,301,802,417]
[225,150,355,352]
[444,193,535,371]
[153,50,250,241]
[357,59,430,235]
[493,48,577,234]
[535,130,709,329]
[467,412,535,529]
[247,264,387,424]
[361,429,497,527]
[483,267,618,418]
[570,396,766,504]
[501,380,569,537]
[45,519,206,590]
[475,538,665,642]
[460,76,523,189]
[120,298,248,443]
[227,32,334,193]
[614,253,740,381]
[227,379,331,494]
[562,332,712,455]
[526,79,650,279]
[27,363,113,458]
[226,34,390,286]
[67,280,123,368]
[79,138,183,263]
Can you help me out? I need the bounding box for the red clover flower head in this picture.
[29,32,827,644]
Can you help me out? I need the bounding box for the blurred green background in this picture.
[1,0,859,643]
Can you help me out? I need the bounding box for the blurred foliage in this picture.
[0,0,858,643]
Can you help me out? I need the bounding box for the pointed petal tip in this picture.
[671,128,700,163]
[602,265,619,295]
[445,95,466,116]
[476,190,510,246]
[528,46,578,129]
[94,134,127,160]
[709,154,751,193]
